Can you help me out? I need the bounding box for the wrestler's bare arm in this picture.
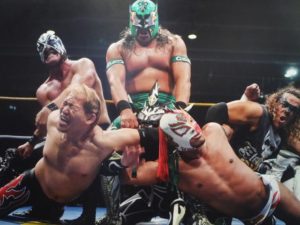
[227,100,264,127]
[94,128,143,155]
[106,42,128,104]
[72,58,97,86]
[122,160,159,186]
[171,36,191,104]
[106,41,138,128]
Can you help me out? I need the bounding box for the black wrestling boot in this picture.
[95,174,122,225]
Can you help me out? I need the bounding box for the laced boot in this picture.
[96,174,122,225]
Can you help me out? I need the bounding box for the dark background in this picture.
[1,0,300,139]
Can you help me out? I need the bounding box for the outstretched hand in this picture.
[242,83,261,101]
[121,145,144,168]
[17,142,34,159]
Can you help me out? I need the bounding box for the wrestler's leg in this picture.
[275,182,300,225]
[0,170,32,217]
[119,186,155,225]
[61,175,99,225]
[183,193,233,225]
[10,142,63,221]
[96,172,122,225]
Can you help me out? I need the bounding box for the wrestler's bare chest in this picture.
[124,46,171,74]
[37,73,73,104]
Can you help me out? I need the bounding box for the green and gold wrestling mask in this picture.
[129,0,159,40]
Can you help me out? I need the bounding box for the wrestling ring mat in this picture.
[0,206,284,225]
[1,206,170,225]
[0,138,286,225]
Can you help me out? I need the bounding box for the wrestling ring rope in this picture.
[0,96,216,107]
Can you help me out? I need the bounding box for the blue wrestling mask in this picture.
[36,30,67,63]
[129,0,159,40]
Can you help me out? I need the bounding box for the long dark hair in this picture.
[266,86,300,142]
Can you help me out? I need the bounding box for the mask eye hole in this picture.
[37,42,45,52]
[131,12,142,27]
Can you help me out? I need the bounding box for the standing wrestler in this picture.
[0,84,156,220]
[98,0,192,224]
[8,30,111,222]
[107,0,191,129]
[123,109,300,225]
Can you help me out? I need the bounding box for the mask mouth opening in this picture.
[38,44,58,60]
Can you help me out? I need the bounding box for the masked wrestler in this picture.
[100,82,186,225]
[18,30,111,159]
[1,30,111,221]
[123,109,300,225]
[98,0,192,223]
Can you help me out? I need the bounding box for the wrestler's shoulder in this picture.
[107,39,125,51]
[169,34,186,46]
[71,57,95,68]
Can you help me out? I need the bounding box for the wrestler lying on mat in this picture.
[123,110,300,225]
[0,84,156,221]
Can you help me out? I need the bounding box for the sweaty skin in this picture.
[106,35,191,100]
[123,122,300,223]
[36,57,110,125]
[34,87,142,203]
[106,28,191,129]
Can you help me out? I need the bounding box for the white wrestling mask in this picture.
[159,110,202,152]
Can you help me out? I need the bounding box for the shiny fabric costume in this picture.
[0,169,63,220]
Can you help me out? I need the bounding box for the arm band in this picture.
[106,59,124,71]
[175,101,187,109]
[138,128,159,160]
[46,102,59,111]
[116,100,131,114]
[28,134,40,146]
[171,55,191,64]
[205,102,229,125]
[138,128,158,148]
